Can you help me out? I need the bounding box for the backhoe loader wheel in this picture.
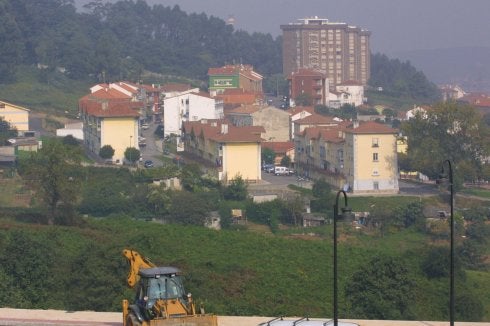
[126,313,141,326]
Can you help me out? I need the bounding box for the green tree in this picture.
[167,191,212,226]
[310,178,333,213]
[345,255,414,320]
[99,144,115,160]
[394,201,424,229]
[280,155,291,167]
[261,147,275,165]
[124,147,140,165]
[401,101,489,184]
[336,104,357,120]
[223,175,248,201]
[21,138,82,225]
[146,184,171,216]
[62,134,80,147]
[180,163,203,192]
[0,118,17,145]
[0,1,23,83]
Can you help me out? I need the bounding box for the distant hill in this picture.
[393,46,490,93]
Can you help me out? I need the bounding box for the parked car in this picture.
[144,160,154,168]
[286,168,296,176]
[262,163,274,171]
[274,166,288,176]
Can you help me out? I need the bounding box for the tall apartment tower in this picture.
[281,17,371,87]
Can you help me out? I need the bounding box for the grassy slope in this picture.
[0,213,488,321]
[0,66,93,117]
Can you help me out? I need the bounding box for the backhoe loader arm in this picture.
[123,249,156,288]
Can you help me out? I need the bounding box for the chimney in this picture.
[221,123,228,134]
[353,120,359,129]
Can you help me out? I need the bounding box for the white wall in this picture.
[163,92,221,137]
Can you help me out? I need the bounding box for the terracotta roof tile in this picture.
[79,100,141,118]
[296,113,338,124]
[161,83,194,92]
[261,141,294,153]
[183,120,263,143]
[87,88,131,100]
[345,121,398,134]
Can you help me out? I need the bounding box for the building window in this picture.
[372,138,379,147]
[373,181,379,190]
[373,153,378,162]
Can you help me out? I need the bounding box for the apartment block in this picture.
[182,120,264,183]
[281,17,371,86]
[295,120,399,194]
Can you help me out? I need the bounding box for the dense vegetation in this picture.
[0,0,438,108]
[0,0,281,84]
[0,212,488,321]
[1,136,489,321]
[369,53,441,103]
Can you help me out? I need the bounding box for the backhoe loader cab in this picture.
[135,267,189,313]
[122,249,217,326]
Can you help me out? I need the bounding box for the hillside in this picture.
[0,211,488,321]
[393,47,490,93]
[0,0,439,114]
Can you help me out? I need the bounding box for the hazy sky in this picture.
[76,0,490,54]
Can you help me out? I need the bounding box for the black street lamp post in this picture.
[333,190,351,326]
[440,160,455,326]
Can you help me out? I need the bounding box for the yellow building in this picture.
[182,120,264,183]
[343,121,399,194]
[295,120,399,194]
[79,100,140,164]
[0,101,29,132]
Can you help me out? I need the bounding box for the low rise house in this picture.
[225,105,291,142]
[56,122,84,140]
[163,91,224,150]
[182,120,264,183]
[79,98,140,164]
[208,64,263,97]
[288,68,329,106]
[0,100,30,132]
[262,141,295,166]
[295,120,399,194]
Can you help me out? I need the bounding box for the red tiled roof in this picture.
[79,100,141,118]
[113,82,138,94]
[161,83,194,93]
[140,84,160,92]
[262,141,294,153]
[183,120,263,143]
[345,121,398,134]
[296,113,338,125]
[215,89,260,105]
[460,92,490,107]
[86,88,131,100]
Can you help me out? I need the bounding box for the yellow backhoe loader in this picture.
[122,249,218,326]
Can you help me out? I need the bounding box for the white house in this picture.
[56,122,84,140]
[163,91,224,149]
[328,81,365,108]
